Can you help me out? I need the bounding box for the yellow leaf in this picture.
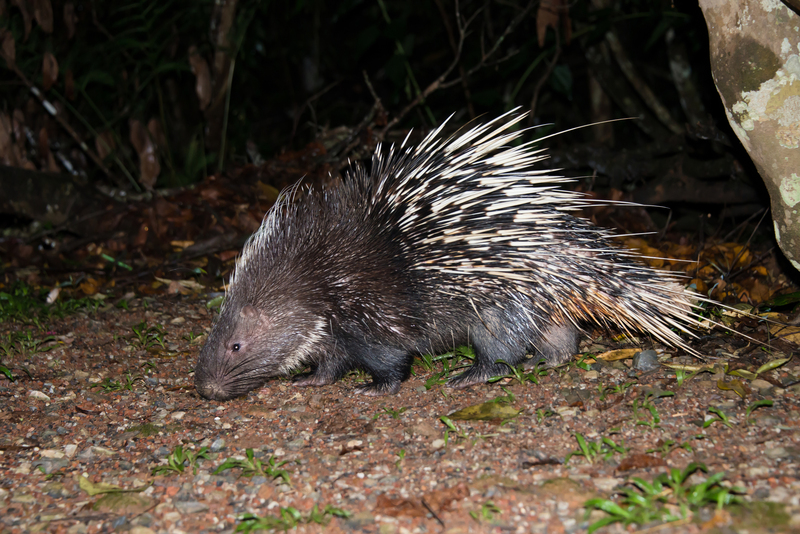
[717,379,747,399]
[596,348,639,361]
[769,325,800,344]
[448,402,520,421]
[78,476,123,496]
[256,181,281,202]
[79,278,100,295]
[170,240,195,249]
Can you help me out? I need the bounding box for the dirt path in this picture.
[1,295,799,533]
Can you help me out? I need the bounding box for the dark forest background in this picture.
[2,0,786,292]
[0,0,748,193]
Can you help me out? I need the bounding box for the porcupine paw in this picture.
[523,355,547,370]
[446,362,508,389]
[353,381,402,396]
[292,372,336,387]
[533,323,580,367]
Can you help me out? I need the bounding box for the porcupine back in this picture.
[194,111,701,401]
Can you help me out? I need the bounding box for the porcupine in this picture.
[194,111,704,401]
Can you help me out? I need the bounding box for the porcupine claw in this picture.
[446,362,510,389]
[292,372,337,387]
[353,381,402,396]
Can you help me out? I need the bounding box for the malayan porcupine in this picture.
[195,111,706,401]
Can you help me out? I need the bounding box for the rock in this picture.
[632,350,659,372]
[28,390,51,401]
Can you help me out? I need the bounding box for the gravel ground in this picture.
[1,295,799,533]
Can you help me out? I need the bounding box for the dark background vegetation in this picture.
[0,1,742,179]
[0,0,781,280]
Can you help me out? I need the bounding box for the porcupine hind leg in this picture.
[524,320,580,369]
[446,309,529,389]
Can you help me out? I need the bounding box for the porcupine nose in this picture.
[195,378,228,401]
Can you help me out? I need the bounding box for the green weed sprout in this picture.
[152,445,210,476]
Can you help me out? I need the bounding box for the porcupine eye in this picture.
[232,343,241,352]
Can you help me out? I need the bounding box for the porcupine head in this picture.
[194,299,285,402]
[194,219,327,402]
[193,305,274,402]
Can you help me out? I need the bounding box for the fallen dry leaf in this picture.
[374,483,468,517]
[255,180,281,202]
[10,0,32,41]
[717,378,749,399]
[745,278,774,304]
[63,2,77,39]
[79,278,101,296]
[199,184,224,201]
[188,45,211,111]
[770,324,800,344]
[374,494,427,518]
[689,277,709,294]
[701,508,732,529]
[536,0,559,47]
[128,120,146,155]
[77,477,119,496]
[448,401,520,421]
[155,276,206,294]
[596,348,639,362]
[129,118,160,189]
[74,402,102,415]
[134,220,150,247]
[623,238,667,268]
[616,453,666,471]
[32,0,53,33]
[218,250,238,262]
[148,118,166,149]
[0,28,15,68]
[424,483,469,514]
[95,130,115,160]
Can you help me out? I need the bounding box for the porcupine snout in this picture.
[194,338,239,401]
[195,376,227,401]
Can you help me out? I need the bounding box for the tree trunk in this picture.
[699,0,800,272]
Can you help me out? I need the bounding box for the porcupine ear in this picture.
[238,305,266,329]
[240,305,259,319]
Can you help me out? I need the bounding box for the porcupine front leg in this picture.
[331,332,413,395]
[293,334,413,395]
[292,349,353,388]
[447,309,528,389]
[292,366,345,387]
[353,342,415,396]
